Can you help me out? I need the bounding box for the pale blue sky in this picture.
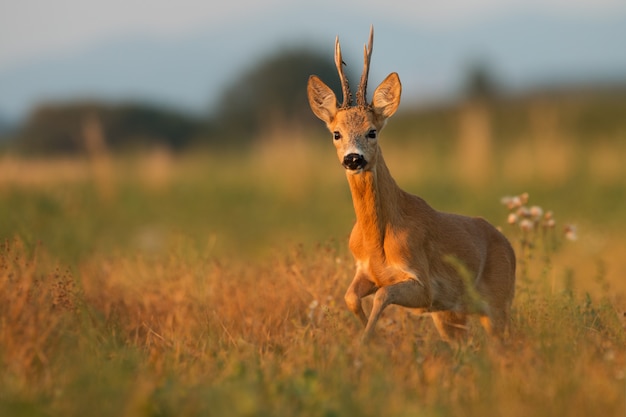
[3,0,624,70]
[1,0,625,122]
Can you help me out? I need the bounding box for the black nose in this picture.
[342,153,367,170]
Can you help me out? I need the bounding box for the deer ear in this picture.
[372,73,401,119]
[307,75,337,124]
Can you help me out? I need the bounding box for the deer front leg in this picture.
[344,270,377,326]
[362,279,430,343]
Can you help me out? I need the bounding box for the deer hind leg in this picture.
[431,311,468,342]
[479,302,510,339]
[362,279,430,343]
[344,272,377,327]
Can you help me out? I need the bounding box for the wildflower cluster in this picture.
[501,192,576,285]
[501,192,577,241]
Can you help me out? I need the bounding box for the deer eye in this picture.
[333,131,342,141]
[367,130,377,139]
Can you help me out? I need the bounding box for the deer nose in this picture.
[342,153,367,171]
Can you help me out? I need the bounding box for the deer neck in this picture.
[346,151,403,249]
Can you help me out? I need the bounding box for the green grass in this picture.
[0,133,624,416]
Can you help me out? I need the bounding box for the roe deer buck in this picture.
[307,26,516,343]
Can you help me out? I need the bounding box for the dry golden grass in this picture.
[1,230,624,416]
[1,119,625,415]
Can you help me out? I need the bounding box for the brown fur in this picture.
[307,30,515,343]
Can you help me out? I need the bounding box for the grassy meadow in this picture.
[1,98,625,416]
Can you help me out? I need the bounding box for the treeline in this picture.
[14,102,206,154]
[7,47,348,155]
[5,46,626,155]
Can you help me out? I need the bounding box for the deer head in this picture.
[307,26,402,173]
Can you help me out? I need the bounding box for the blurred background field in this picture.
[1,119,625,416]
[1,1,626,416]
[1,91,625,283]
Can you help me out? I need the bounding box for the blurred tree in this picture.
[212,47,353,144]
[0,113,15,140]
[462,61,500,101]
[14,102,203,155]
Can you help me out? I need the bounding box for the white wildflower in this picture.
[519,219,534,232]
[507,213,518,225]
[520,192,529,205]
[564,224,578,241]
[530,205,543,220]
[516,206,531,218]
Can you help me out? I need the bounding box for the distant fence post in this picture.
[456,99,493,187]
[83,113,115,202]
[529,99,571,184]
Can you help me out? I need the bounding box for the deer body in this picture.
[307,27,516,342]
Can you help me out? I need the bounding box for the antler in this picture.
[334,26,374,108]
[334,36,352,108]
[356,25,374,107]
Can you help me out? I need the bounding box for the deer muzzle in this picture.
[343,153,367,171]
